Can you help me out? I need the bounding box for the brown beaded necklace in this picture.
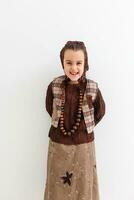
[59,84,84,136]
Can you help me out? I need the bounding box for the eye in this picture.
[77,62,82,65]
[66,62,72,65]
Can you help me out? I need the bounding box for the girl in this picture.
[44,41,105,200]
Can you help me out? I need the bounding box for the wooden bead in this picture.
[73,126,77,130]
[60,124,64,128]
[62,129,66,133]
[71,130,75,133]
[68,132,71,136]
[59,88,84,136]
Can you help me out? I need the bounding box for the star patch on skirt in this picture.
[61,171,73,186]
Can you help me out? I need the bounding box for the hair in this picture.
[60,40,89,73]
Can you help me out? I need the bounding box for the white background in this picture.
[0,0,134,200]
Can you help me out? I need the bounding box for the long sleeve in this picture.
[45,82,53,117]
[93,88,106,126]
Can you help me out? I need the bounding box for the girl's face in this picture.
[63,49,85,83]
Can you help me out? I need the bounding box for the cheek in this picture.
[64,67,69,74]
[79,66,84,72]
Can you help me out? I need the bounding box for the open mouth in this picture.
[70,72,79,75]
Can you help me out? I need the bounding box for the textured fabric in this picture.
[44,138,100,200]
[45,79,105,145]
[51,75,98,134]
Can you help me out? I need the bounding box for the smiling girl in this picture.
[44,41,106,200]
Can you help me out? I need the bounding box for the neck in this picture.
[69,80,79,84]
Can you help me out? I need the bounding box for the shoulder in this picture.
[52,75,66,83]
[50,75,66,94]
[86,78,98,89]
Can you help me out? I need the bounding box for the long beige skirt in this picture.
[44,138,100,200]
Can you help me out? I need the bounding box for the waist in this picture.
[48,124,94,145]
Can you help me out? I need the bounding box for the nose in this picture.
[71,64,77,71]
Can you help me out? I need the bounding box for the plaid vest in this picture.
[51,75,98,134]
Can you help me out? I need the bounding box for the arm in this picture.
[45,82,53,117]
[93,88,106,126]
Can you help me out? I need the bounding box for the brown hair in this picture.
[60,40,89,73]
